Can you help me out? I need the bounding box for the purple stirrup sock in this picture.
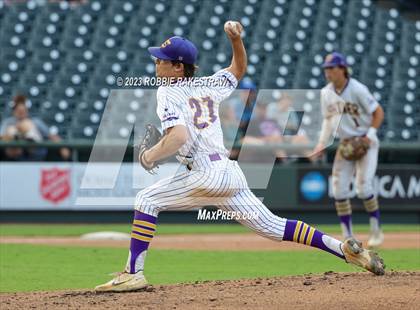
[283,219,345,259]
[368,209,380,221]
[339,214,353,238]
[126,211,157,274]
[363,196,381,232]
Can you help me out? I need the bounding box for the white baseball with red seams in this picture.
[135,69,287,240]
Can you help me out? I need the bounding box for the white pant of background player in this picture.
[332,139,379,200]
[135,154,286,240]
[332,137,383,245]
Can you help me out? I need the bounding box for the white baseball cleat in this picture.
[342,237,385,275]
[367,230,384,248]
[94,271,148,292]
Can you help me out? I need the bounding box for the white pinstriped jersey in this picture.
[135,70,288,244]
[156,69,238,159]
[321,78,379,139]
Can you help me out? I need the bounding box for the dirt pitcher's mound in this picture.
[1,272,419,310]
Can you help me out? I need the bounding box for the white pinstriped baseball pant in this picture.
[332,139,379,200]
[135,156,287,241]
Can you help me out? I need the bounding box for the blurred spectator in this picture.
[267,94,313,160]
[225,80,258,124]
[220,103,239,148]
[225,79,258,160]
[267,94,301,135]
[241,102,287,162]
[0,95,70,161]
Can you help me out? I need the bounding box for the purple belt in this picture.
[186,153,222,171]
[209,153,221,161]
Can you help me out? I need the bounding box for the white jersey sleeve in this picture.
[208,69,238,102]
[156,86,186,131]
[320,87,344,118]
[355,83,379,114]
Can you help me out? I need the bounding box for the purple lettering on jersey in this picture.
[222,74,234,87]
[188,97,218,129]
[163,116,179,122]
[189,98,208,129]
[203,96,217,123]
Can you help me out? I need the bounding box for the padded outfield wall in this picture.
[1,162,418,223]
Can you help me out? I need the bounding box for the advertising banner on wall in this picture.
[0,162,179,210]
[2,163,419,210]
[298,166,420,207]
[0,163,74,210]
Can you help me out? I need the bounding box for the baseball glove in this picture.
[135,124,162,173]
[338,137,370,161]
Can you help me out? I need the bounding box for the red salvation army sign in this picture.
[40,168,71,204]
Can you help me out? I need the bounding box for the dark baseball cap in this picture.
[148,36,198,65]
[322,52,348,68]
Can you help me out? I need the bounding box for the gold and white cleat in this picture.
[95,271,148,292]
[367,230,384,248]
[342,237,385,275]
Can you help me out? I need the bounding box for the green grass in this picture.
[0,223,418,237]
[0,244,419,292]
[0,224,249,236]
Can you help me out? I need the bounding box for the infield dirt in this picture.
[1,232,419,309]
[1,271,419,309]
[1,232,418,250]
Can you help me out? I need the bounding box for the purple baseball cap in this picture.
[148,36,198,65]
[322,52,348,68]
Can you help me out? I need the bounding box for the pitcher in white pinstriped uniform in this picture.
[95,21,385,292]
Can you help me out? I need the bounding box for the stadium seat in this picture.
[341,0,375,56]
[260,53,298,89]
[292,53,326,89]
[400,20,420,57]
[0,0,418,142]
[74,0,108,18]
[369,9,401,56]
[280,0,318,55]
[359,55,394,105]
[44,1,71,16]
[106,0,140,17]
[70,124,99,139]
[310,0,348,53]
